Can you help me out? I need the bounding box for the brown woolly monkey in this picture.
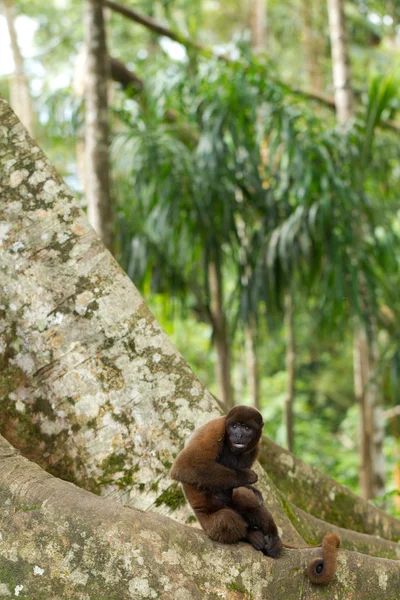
[171,405,340,585]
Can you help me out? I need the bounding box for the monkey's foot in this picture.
[247,529,266,551]
[263,534,283,558]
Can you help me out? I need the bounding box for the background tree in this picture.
[2,0,34,135]
[84,0,113,251]
[1,101,400,598]
[1,0,400,517]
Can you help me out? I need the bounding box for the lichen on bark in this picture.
[1,98,400,598]
[0,98,300,543]
[1,435,400,600]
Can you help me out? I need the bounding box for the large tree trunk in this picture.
[249,0,267,52]
[3,0,34,136]
[209,259,235,409]
[1,99,400,598]
[84,0,113,251]
[2,436,400,599]
[1,97,301,543]
[326,0,385,501]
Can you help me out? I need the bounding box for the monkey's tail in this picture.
[307,533,341,585]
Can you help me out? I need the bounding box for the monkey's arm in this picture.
[243,484,264,505]
[171,418,257,491]
[172,460,257,490]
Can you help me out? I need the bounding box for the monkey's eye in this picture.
[232,424,237,429]
[245,426,250,432]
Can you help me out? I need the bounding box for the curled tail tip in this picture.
[307,557,336,585]
[323,532,341,548]
[308,532,340,585]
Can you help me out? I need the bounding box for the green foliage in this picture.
[6,0,400,512]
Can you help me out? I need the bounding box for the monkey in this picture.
[171,405,340,585]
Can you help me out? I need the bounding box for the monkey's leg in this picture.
[232,487,283,558]
[196,508,248,544]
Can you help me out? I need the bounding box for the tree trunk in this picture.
[84,0,113,251]
[4,98,307,543]
[1,98,400,598]
[394,457,400,513]
[209,259,235,409]
[301,0,324,93]
[353,324,374,500]
[249,0,267,51]
[260,436,400,542]
[3,0,34,136]
[284,292,295,453]
[2,436,400,600]
[245,319,260,410]
[327,0,385,500]
[326,0,353,124]
[353,325,385,500]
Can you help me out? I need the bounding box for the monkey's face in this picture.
[225,405,263,454]
[227,421,258,453]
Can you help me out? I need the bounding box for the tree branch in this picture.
[109,56,143,91]
[105,0,400,133]
[105,0,206,53]
[1,434,400,600]
[0,96,301,546]
[260,436,400,542]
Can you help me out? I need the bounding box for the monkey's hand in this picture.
[244,485,264,506]
[236,468,258,486]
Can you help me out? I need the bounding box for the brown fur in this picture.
[171,406,340,584]
[307,533,341,585]
[171,406,282,556]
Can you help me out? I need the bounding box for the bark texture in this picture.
[1,100,400,598]
[260,436,400,542]
[84,0,113,250]
[1,434,400,600]
[0,98,300,545]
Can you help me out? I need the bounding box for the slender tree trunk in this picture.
[249,0,267,51]
[327,0,385,500]
[369,334,385,498]
[326,0,353,124]
[284,292,295,453]
[84,0,113,251]
[353,325,374,499]
[301,0,324,93]
[3,0,34,136]
[353,325,385,500]
[209,259,234,409]
[394,456,400,512]
[245,319,260,410]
